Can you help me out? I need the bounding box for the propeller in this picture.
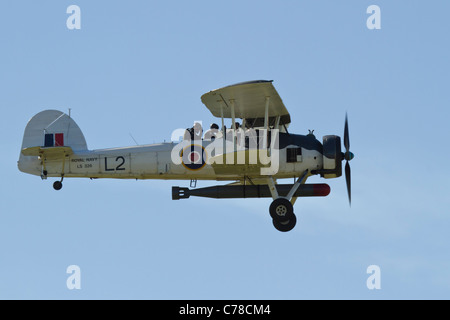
[343,113,354,205]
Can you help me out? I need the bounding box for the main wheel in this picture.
[273,214,297,232]
[53,181,63,190]
[269,198,294,222]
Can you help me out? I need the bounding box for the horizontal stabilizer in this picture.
[21,146,73,158]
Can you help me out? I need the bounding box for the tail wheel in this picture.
[53,181,63,190]
[272,214,297,232]
[269,198,294,222]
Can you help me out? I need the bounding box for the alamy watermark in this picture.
[65,5,380,31]
[367,5,381,30]
[66,265,81,290]
[66,5,81,30]
[170,126,280,175]
[366,265,381,290]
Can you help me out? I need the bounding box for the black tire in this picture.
[269,198,294,222]
[53,181,63,191]
[272,214,297,232]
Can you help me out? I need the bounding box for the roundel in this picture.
[181,144,207,170]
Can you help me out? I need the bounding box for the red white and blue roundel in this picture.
[181,144,207,170]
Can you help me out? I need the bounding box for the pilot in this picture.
[233,122,245,146]
[225,121,244,145]
[204,123,220,141]
[184,122,203,141]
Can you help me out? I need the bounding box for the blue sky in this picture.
[1,0,450,299]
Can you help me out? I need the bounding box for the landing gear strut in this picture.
[52,153,68,191]
[267,170,308,232]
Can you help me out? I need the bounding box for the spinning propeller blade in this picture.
[344,113,350,153]
[345,161,351,205]
[343,113,353,206]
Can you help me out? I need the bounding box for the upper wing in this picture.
[200,80,291,127]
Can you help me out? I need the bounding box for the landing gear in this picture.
[269,198,297,232]
[269,198,294,222]
[272,214,297,232]
[34,146,72,191]
[53,181,63,190]
[266,170,308,232]
[53,175,64,191]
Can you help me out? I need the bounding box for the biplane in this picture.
[18,80,353,232]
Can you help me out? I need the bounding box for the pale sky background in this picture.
[1,0,450,299]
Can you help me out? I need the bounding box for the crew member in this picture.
[184,122,203,141]
[204,123,220,141]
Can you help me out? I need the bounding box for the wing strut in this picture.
[220,104,226,158]
[230,99,237,153]
[264,96,270,130]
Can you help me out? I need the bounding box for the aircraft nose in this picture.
[346,151,354,161]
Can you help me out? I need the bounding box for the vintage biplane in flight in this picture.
[18,80,353,232]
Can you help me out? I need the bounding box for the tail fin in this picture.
[18,110,88,175]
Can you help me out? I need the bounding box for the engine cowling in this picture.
[322,135,342,179]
